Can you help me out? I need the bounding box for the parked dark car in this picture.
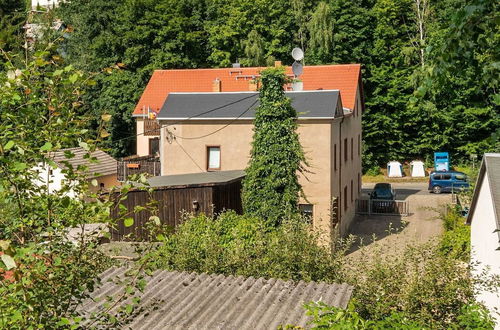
[369,183,396,212]
[428,171,469,194]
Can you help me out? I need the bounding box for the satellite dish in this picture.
[292,61,303,76]
[291,47,304,61]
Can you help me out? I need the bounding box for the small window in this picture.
[344,138,348,162]
[334,144,337,171]
[358,135,361,156]
[299,204,313,223]
[442,174,452,180]
[351,180,353,203]
[433,174,442,180]
[344,186,348,211]
[455,174,466,181]
[207,146,221,170]
[351,138,354,160]
[149,137,160,156]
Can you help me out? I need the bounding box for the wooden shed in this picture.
[110,170,244,241]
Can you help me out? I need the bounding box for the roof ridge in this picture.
[152,63,361,73]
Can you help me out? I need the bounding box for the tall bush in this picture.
[242,67,307,226]
[149,211,348,283]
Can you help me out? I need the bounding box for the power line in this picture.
[173,138,204,172]
[113,93,258,144]
[168,99,258,140]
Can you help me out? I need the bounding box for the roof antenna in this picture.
[291,48,304,91]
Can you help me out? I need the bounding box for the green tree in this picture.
[0,45,157,327]
[241,29,266,67]
[0,0,26,59]
[307,1,333,64]
[362,0,415,167]
[242,67,307,226]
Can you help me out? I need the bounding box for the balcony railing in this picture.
[117,155,160,182]
[144,119,160,136]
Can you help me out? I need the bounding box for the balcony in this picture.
[117,155,160,182]
[144,119,160,136]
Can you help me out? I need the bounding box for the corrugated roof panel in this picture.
[146,169,245,188]
[80,267,353,329]
[52,147,117,177]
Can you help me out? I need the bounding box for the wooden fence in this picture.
[110,180,242,241]
[117,155,161,182]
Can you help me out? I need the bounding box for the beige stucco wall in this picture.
[158,113,361,243]
[136,118,150,156]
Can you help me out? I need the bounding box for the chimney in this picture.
[212,78,221,92]
[274,61,282,67]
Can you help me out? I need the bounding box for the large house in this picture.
[467,153,500,328]
[132,63,363,241]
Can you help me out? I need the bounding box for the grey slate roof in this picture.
[53,147,117,177]
[157,90,341,120]
[467,153,500,244]
[147,170,245,188]
[81,267,353,329]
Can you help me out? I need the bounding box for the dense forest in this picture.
[1,0,498,171]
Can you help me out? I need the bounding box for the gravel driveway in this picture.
[348,183,451,257]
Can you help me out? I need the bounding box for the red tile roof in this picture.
[133,64,361,116]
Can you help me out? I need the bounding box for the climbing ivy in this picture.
[241,67,307,226]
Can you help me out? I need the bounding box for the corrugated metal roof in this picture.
[81,267,353,329]
[147,170,245,188]
[52,147,117,177]
[133,64,361,116]
[157,90,341,120]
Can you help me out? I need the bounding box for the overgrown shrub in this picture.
[439,206,470,261]
[148,211,349,283]
[344,241,485,328]
[365,166,381,176]
[305,300,494,329]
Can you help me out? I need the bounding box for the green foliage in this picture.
[242,67,307,226]
[307,2,333,64]
[54,0,498,164]
[0,0,26,58]
[305,300,426,329]
[241,29,267,67]
[0,45,156,328]
[345,241,479,328]
[149,211,348,283]
[305,300,494,329]
[439,206,471,262]
[365,166,381,177]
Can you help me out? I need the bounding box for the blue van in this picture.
[428,171,469,194]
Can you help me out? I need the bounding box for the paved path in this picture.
[348,183,451,257]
